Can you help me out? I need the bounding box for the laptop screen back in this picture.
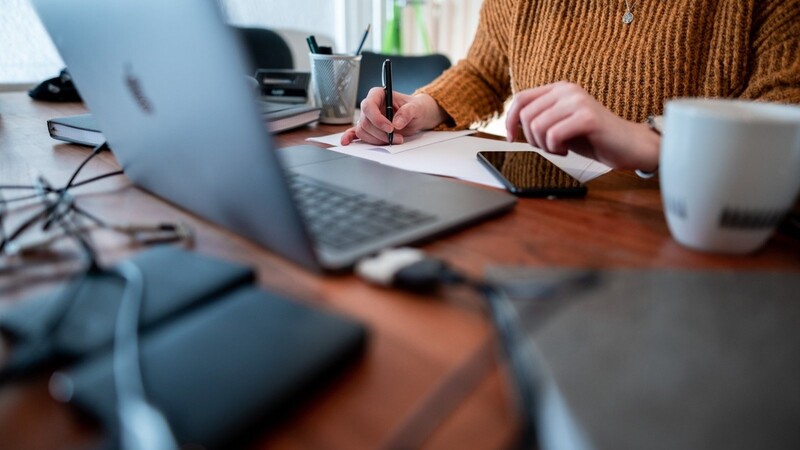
[33,0,319,269]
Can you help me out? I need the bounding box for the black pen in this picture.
[355,24,370,55]
[382,59,393,145]
[306,35,319,54]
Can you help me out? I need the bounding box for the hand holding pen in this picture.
[340,90,449,146]
[340,54,451,146]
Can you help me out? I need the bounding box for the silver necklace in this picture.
[622,0,634,24]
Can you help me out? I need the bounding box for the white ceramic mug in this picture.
[660,99,800,254]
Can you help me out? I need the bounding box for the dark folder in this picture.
[0,246,254,373]
[55,285,366,449]
[1,246,367,449]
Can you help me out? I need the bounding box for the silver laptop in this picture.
[33,0,515,271]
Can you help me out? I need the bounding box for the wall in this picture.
[221,0,340,49]
[0,0,480,84]
[0,0,63,85]
[0,0,346,84]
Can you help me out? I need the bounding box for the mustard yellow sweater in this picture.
[419,0,800,128]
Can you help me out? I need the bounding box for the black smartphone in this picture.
[477,151,587,197]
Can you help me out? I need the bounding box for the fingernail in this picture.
[394,117,407,129]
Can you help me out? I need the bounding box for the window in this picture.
[0,0,63,86]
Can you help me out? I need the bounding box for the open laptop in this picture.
[33,0,515,271]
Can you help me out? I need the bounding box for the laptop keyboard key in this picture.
[288,174,435,251]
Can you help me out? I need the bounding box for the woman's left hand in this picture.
[505,81,659,171]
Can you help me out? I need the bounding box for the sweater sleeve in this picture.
[739,0,800,104]
[416,0,516,130]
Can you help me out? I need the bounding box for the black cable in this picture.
[0,205,51,254]
[0,193,42,205]
[0,190,7,244]
[355,250,594,449]
[43,142,109,231]
[33,176,99,267]
[71,204,108,227]
[59,200,100,270]
[474,282,540,450]
[1,142,112,197]
[0,142,111,254]
[0,170,123,206]
[65,142,110,190]
[68,170,124,189]
[358,253,538,448]
[0,184,37,190]
[401,265,540,449]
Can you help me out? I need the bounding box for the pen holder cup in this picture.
[309,53,361,124]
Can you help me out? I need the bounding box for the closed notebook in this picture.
[0,246,254,378]
[47,113,104,147]
[53,285,367,449]
[486,269,800,450]
[47,101,320,147]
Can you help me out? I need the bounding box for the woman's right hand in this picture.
[341,89,448,145]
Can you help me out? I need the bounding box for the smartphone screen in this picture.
[477,151,587,197]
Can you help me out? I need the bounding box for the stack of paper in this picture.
[307,131,611,189]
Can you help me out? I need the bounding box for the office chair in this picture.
[356,51,451,107]
[233,26,294,71]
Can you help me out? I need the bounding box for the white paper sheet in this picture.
[314,134,611,188]
[306,130,474,154]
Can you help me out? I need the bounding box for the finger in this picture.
[359,116,393,143]
[518,94,559,150]
[506,84,556,141]
[542,111,595,156]
[358,124,406,145]
[341,127,358,145]
[522,96,574,152]
[358,119,392,144]
[392,101,418,130]
[361,87,393,133]
[355,129,388,145]
[383,132,405,145]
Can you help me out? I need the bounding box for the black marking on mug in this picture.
[664,197,687,219]
[719,208,785,230]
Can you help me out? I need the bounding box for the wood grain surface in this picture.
[1,92,798,450]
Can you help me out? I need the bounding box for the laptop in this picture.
[33,0,516,271]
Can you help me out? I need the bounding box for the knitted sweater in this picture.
[419,0,800,128]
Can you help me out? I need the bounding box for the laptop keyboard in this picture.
[288,175,436,250]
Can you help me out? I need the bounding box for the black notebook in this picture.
[1,247,366,448]
[0,246,254,371]
[54,285,366,449]
[487,269,800,450]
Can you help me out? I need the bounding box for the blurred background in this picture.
[0,0,482,90]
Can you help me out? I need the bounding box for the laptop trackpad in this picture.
[277,145,348,169]
[291,155,441,203]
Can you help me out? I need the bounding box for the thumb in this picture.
[392,103,417,130]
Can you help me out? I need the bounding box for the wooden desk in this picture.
[1,92,798,450]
